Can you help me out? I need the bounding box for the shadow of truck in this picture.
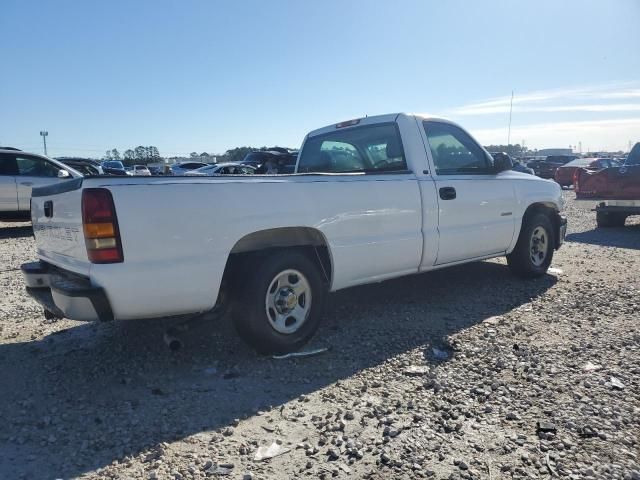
[0,260,556,479]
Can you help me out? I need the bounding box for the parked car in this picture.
[170,162,209,175]
[274,151,298,174]
[130,165,151,176]
[489,152,534,175]
[1,148,80,219]
[531,155,577,179]
[554,157,617,187]
[147,166,163,175]
[185,163,256,176]
[56,157,104,176]
[101,161,128,176]
[22,113,566,354]
[241,150,298,173]
[575,142,640,227]
[512,161,535,175]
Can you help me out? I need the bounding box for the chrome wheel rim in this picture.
[529,225,549,267]
[265,269,312,334]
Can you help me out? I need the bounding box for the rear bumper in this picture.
[595,202,640,214]
[21,261,114,322]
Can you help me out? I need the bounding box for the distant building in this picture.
[537,148,573,156]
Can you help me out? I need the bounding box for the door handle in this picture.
[20,182,33,186]
[44,200,53,218]
[439,186,456,200]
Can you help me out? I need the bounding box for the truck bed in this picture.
[575,165,640,201]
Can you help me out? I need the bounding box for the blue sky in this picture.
[1,0,639,157]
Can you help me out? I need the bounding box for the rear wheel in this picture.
[596,211,626,228]
[507,212,555,278]
[232,251,326,354]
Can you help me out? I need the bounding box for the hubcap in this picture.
[265,269,312,334]
[529,225,549,267]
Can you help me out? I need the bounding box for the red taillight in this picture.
[82,188,124,263]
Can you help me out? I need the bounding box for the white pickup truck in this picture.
[22,114,566,353]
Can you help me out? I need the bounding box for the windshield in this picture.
[104,161,124,169]
[626,142,640,165]
[563,158,593,167]
[242,153,269,164]
[194,165,215,172]
[546,155,576,164]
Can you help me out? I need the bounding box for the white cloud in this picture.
[450,82,640,116]
[594,88,640,99]
[455,103,640,115]
[470,118,640,151]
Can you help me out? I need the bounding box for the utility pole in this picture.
[507,91,514,146]
[40,131,48,156]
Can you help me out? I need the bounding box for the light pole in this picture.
[507,90,514,146]
[40,131,48,156]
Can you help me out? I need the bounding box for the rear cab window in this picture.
[298,123,407,174]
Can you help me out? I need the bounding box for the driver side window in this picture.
[423,121,492,175]
[16,156,60,177]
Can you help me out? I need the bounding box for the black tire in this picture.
[507,212,555,278]
[232,250,326,354]
[596,211,626,228]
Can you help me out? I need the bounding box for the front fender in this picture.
[508,178,564,253]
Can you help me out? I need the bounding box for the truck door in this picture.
[421,121,516,265]
[14,154,66,211]
[0,153,19,212]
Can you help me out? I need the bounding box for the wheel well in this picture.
[522,202,561,247]
[523,202,557,219]
[220,228,333,300]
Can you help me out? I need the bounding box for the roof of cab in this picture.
[306,113,457,138]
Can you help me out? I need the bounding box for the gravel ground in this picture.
[1,192,639,480]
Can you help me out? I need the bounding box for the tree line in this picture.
[104,146,161,166]
[103,145,293,166]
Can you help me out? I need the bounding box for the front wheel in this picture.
[507,213,555,278]
[232,251,326,354]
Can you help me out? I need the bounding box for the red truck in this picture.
[575,143,640,227]
[554,157,618,187]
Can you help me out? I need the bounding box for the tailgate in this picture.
[31,178,91,275]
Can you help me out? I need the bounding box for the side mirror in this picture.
[492,152,513,173]
[58,169,70,179]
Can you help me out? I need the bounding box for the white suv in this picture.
[130,165,151,176]
[0,148,80,219]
